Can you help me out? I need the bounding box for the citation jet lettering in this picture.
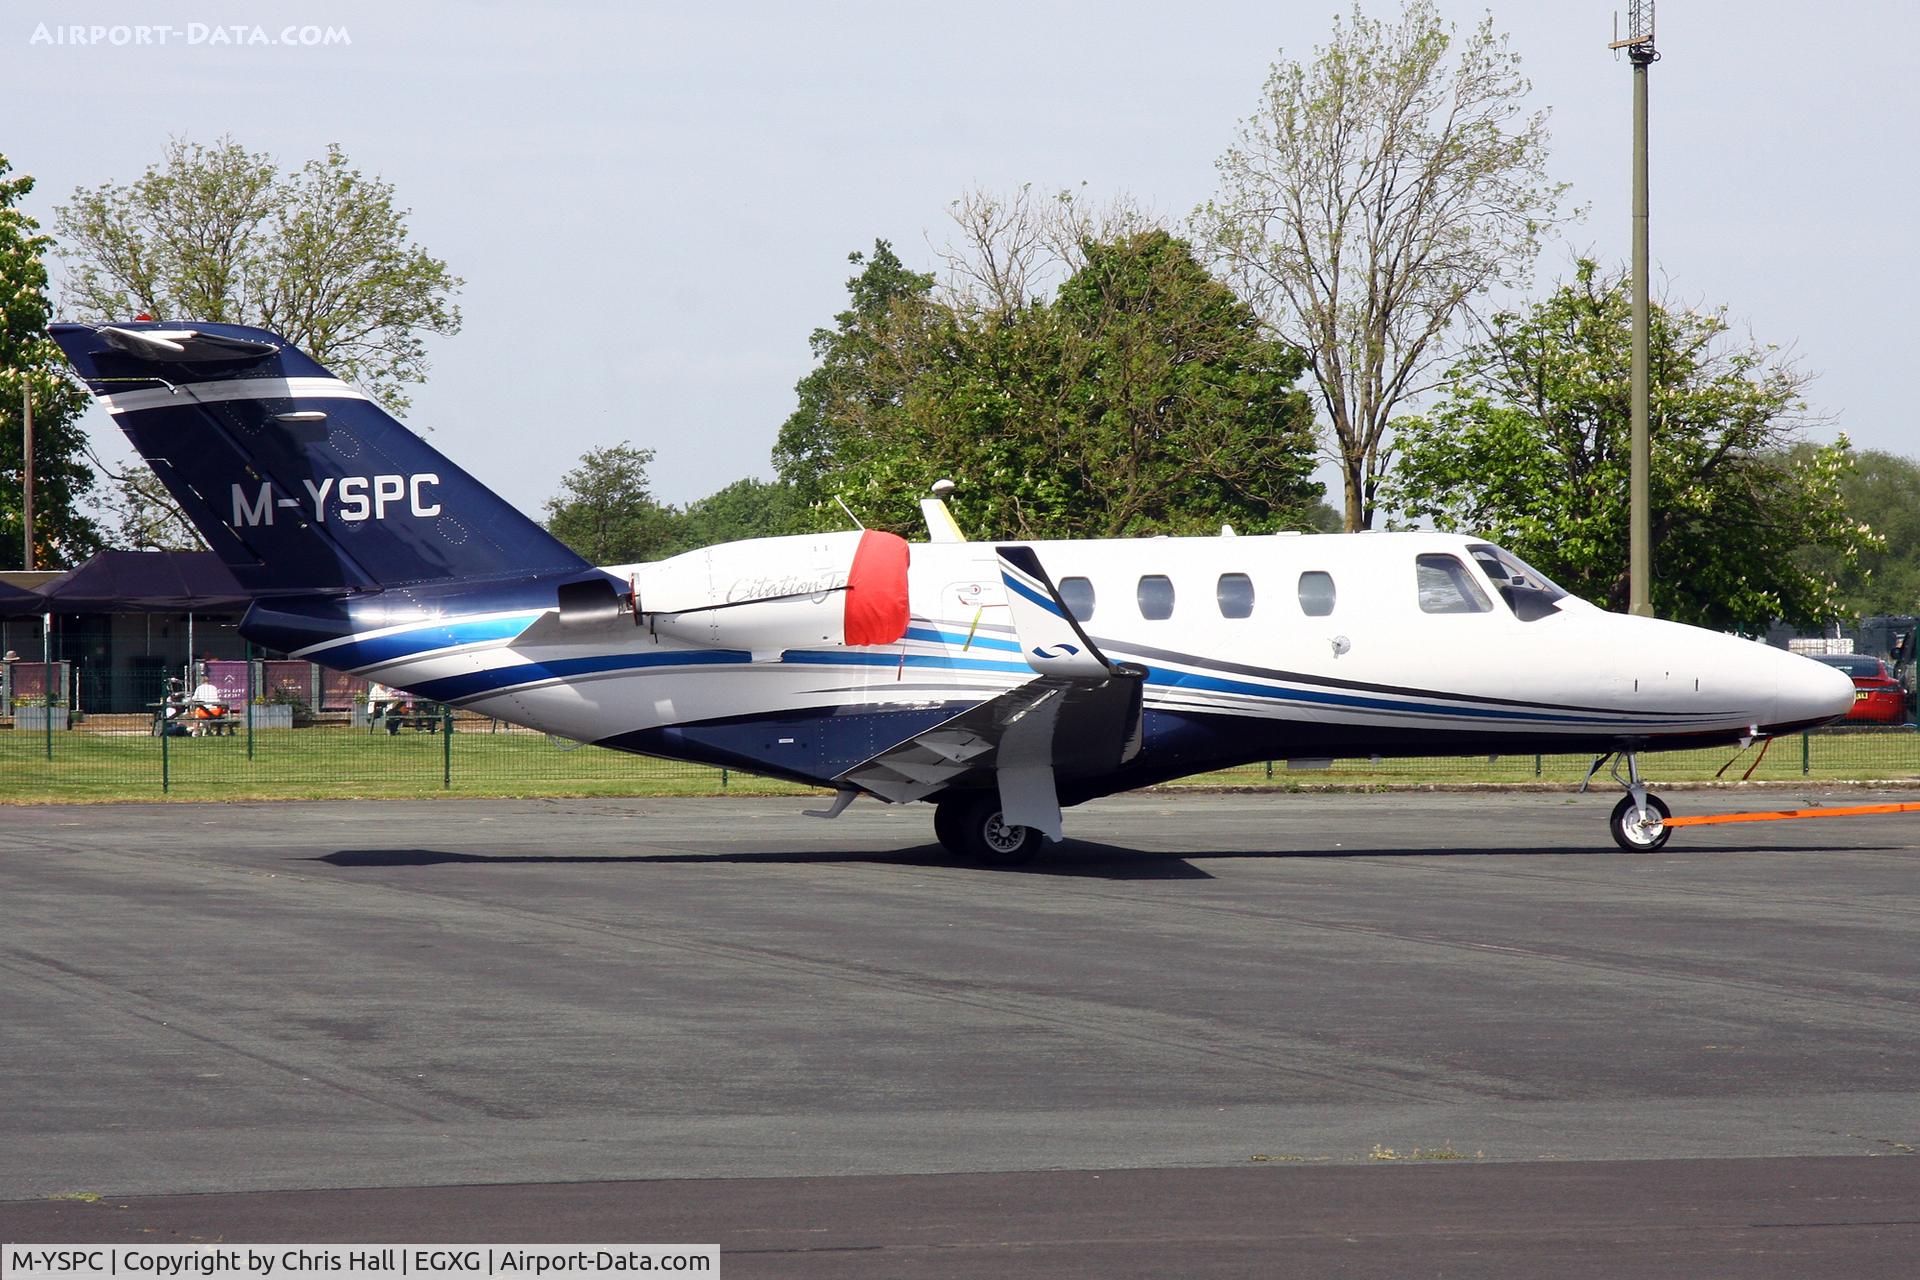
[52,321,1855,859]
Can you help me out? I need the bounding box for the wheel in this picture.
[1610,793,1672,852]
[932,797,967,856]
[948,793,1042,866]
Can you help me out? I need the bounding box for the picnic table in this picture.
[369,699,446,735]
[151,697,235,736]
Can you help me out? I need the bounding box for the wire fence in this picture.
[3,658,1918,804]
[0,655,813,803]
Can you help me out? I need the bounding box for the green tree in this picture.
[1797,448,1920,617]
[777,230,1323,539]
[94,469,203,552]
[545,442,677,564]
[55,137,462,412]
[674,477,805,551]
[1383,261,1875,630]
[1200,0,1572,531]
[0,154,99,570]
[55,136,464,549]
[773,240,936,510]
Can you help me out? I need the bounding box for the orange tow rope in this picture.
[1662,801,1920,829]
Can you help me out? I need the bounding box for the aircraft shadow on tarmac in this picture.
[309,838,1885,880]
[312,843,1216,880]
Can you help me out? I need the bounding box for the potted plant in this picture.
[12,695,68,732]
[252,682,312,729]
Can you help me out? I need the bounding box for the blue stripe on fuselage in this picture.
[1001,573,1067,617]
[326,611,1678,730]
[784,650,1032,676]
[410,648,754,703]
[903,626,1022,653]
[304,613,543,669]
[1147,664,1605,725]
[785,649,1654,726]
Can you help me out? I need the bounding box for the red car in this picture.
[1808,654,1909,724]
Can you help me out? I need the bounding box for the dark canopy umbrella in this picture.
[0,580,46,616]
[36,551,253,613]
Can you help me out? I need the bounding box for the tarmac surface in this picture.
[2,789,1917,1276]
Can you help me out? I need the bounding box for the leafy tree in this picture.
[0,154,99,570]
[55,136,462,412]
[774,240,936,510]
[1200,0,1572,531]
[95,470,203,552]
[56,136,464,549]
[777,230,1323,539]
[545,442,678,564]
[1797,449,1920,618]
[674,477,805,551]
[1383,261,1875,630]
[1305,501,1343,534]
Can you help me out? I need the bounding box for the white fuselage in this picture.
[301,530,1855,793]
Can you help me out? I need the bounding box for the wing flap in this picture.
[835,672,1143,809]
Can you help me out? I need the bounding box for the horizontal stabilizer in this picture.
[98,326,279,363]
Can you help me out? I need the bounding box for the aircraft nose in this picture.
[1777,652,1858,727]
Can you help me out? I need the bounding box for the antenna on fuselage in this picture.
[832,495,865,531]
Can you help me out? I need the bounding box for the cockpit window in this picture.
[1467,543,1568,622]
[1415,554,1493,614]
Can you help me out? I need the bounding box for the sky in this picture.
[8,1,1918,519]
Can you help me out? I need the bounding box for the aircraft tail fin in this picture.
[50,321,589,595]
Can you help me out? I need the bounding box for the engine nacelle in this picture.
[635,529,910,652]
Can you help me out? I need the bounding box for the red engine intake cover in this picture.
[843,529,911,647]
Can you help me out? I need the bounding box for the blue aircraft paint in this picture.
[49,321,591,595]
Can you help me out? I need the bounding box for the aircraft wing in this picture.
[832,546,1144,839]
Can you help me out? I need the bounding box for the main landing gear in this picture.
[1583,750,1671,852]
[933,792,1043,866]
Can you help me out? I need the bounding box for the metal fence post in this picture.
[1535,754,1542,777]
[245,640,255,761]
[442,706,452,789]
[161,716,170,794]
[1802,732,1811,776]
[721,767,729,790]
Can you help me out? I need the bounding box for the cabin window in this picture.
[1058,576,1095,622]
[1297,571,1336,617]
[1467,543,1567,622]
[1137,575,1175,620]
[1216,573,1255,619]
[1415,554,1493,614]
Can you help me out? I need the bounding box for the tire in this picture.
[932,797,967,856]
[1610,793,1672,852]
[949,793,1042,866]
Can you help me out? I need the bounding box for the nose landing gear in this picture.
[1583,751,1672,851]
